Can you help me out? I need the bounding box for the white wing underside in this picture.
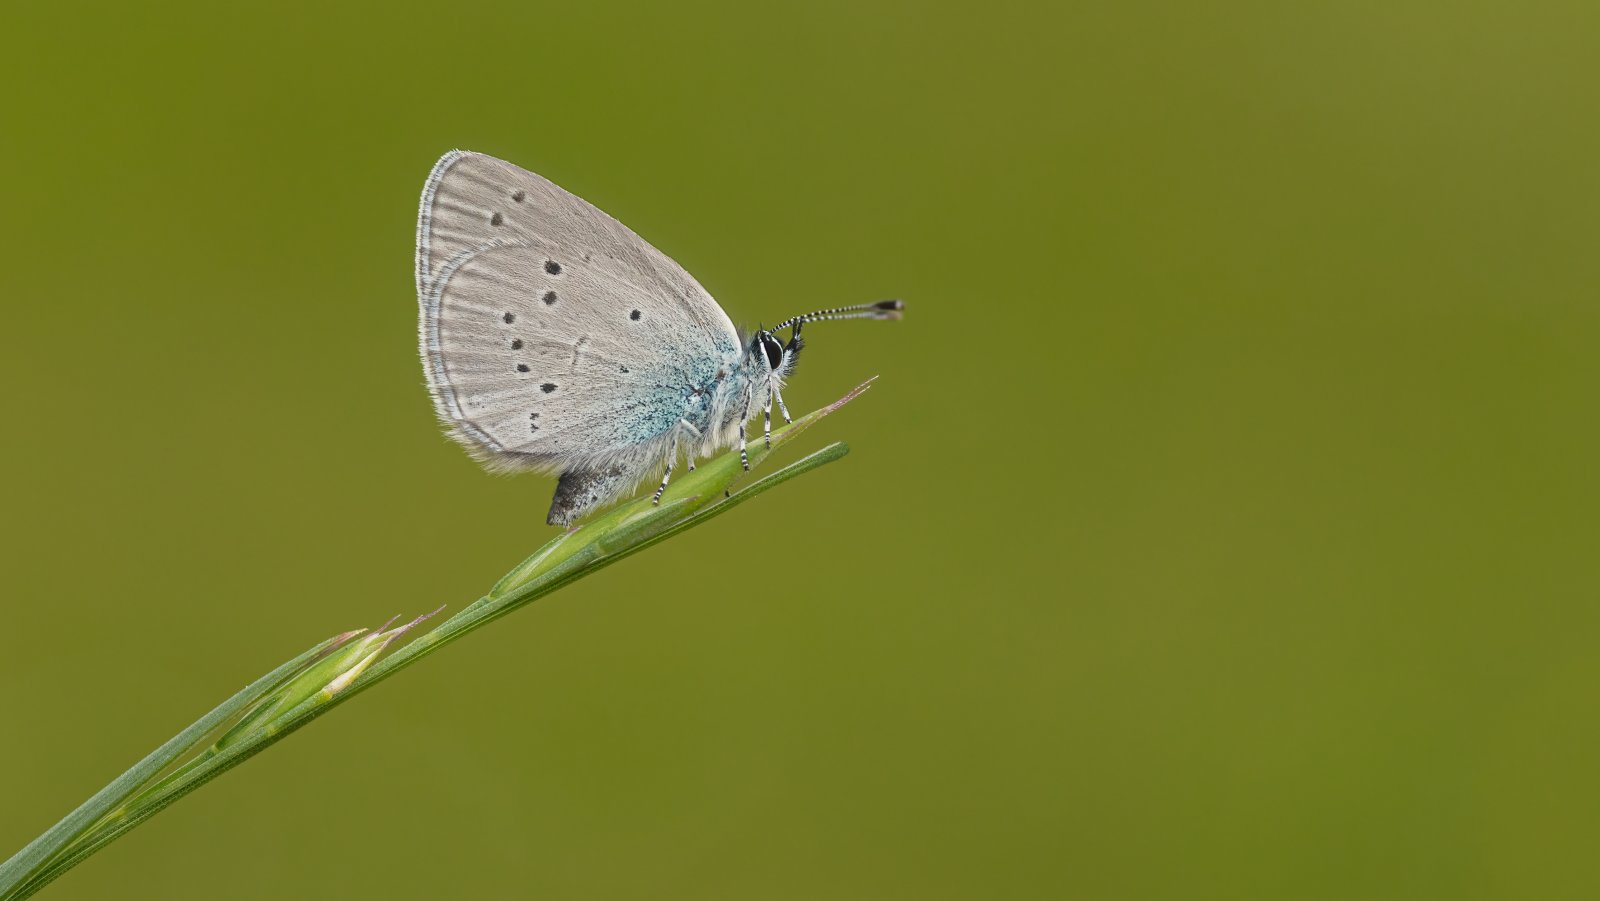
[415,151,740,470]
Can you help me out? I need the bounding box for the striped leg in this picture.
[678,419,701,472]
[738,383,753,470]
[652,432,680,505]
[762,388,773,449]
[651,459,673,505]
[772,382,792,425]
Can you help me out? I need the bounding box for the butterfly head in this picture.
[749,326,803,381]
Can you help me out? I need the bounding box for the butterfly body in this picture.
[415,150,896,525]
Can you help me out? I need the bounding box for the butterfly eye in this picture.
[759,334,784,371]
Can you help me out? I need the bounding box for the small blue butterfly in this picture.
[416,151,904,524]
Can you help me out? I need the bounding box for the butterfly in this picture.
[416,150,903,525]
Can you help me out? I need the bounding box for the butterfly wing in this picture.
[416,151,743,481]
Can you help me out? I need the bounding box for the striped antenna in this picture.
[775,300,904,331]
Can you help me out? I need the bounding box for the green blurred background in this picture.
[4,1,1598,897]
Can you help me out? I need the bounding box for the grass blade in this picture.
[0,635,349,897]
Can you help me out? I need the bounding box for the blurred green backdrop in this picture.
[4,1,1598,898]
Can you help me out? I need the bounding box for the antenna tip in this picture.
[872,299,905,320]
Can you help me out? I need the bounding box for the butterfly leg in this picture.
[678,419,701,472]
[653,431,681,505]
[651,460,674,505]
[738,382,754,471]
[762,382,774,449]
[772,381,792,426]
